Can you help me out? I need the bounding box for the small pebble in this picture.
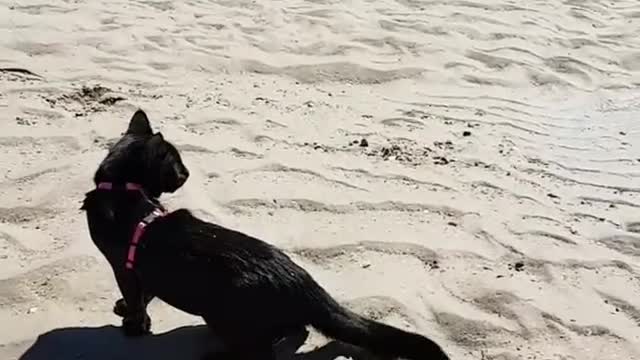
[514,262,525,272]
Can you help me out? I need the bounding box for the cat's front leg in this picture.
[112,268,152,336]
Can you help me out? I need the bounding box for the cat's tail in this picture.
[307,284,450,360]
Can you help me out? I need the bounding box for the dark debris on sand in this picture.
[45,84,126,116]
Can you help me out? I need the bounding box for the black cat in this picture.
[81,109,450,360]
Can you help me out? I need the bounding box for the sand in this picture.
[0,0,639,359]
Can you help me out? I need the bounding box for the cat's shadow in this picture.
[17,324,378,360]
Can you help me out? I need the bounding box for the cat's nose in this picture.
[177,174,186,186]
[177,171,189,186]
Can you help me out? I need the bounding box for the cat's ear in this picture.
[148,132,164,146]
[146,132,166,154]
[126,109,153,135]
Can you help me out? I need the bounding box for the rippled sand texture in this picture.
[1,0,640,359]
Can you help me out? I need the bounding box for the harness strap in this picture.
[95,181,167,270]
[97,182,142,191]
[125,208,166,269]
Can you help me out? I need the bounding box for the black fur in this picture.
[82,110,450,360]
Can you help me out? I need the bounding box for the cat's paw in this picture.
[113,298,127,317]
[122,312,151,336]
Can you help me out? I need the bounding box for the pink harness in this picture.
[97,182,167,270]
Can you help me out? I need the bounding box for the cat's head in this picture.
[93,109,189,198]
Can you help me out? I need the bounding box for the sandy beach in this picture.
[1,0,639,359]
